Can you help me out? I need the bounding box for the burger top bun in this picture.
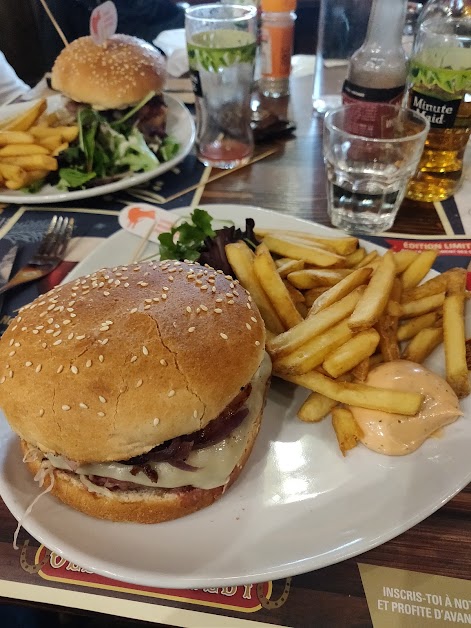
[0,260,265,464]
[51,34,167,110]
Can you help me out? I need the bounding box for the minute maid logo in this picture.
[410,90,462,128]
[24,544,291,613]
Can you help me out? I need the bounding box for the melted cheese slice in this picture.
[46,352,271,490]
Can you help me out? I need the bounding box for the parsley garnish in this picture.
[158,208,216,261]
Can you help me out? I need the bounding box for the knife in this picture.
[0,243,19,320]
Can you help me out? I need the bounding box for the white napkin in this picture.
[0,51,30,105]
[154,29,189,78]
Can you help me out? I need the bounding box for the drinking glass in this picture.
[185,4,257,169]
[405,18,471,202]
[323,104,430,234]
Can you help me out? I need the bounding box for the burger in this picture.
[49,35,177,190]
[0,260,271,523]
[51,33,167,123]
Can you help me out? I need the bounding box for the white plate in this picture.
[0,204,470,589]
[0,95,195,204]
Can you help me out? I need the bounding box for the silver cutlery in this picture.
[0,215,74,296]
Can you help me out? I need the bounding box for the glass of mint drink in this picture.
[186,4,257,169]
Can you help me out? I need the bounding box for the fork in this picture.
[0,215,74,296]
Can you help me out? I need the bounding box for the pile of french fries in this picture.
[225,229,470,456]
[0,98,78,190]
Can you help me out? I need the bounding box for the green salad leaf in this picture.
[55,93,180,190]
[57,168,97,190]
[159,136,180,162]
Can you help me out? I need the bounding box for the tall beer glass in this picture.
[405,18,471,202]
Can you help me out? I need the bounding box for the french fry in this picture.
[283,280,305,304]
[351,357,370,382]
[0,163,28,189]
[401,273,448,302]
[401,250,438,290]
[51,142,69,157]
[267,286,365,359]
[262,234,345,267]
[354,250,378,269]
[344,247,366,268]
[275,257,293,267]
[322,329,380,378]
[273,319,354,375]
[225,241,284,334]
[0,163,27,180]
[389,292,445,318]
[287,268,352,290]
[1,98,47,131]
[278,369,423,415]
[23,169,49,184]
[304,286,329,307]
[254,243,303,329]
[393,249,419,274]
[31,125,78,143]
[277,258,305,278]
[332,407,364,456]
[349,250,395,331]
[296,302,309,318]
[38,135,64,152]
[4,177,27,190]
[298,392,337,422]
[397,312,440,342]
[376,278,402,361]
[0,154,57,171]
[57,126,79,142]
[309,267,372,316]
[0,131,34,145]
[0,144,49,156]
[254,228,358,255]
[402,327,443,363]
[443,268,470,398]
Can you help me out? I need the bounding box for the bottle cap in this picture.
[261,0,296,12]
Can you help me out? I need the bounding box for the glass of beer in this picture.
[185,4,257,169]
[405,18,471,202]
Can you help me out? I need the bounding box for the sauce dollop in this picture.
[349,360,462,455]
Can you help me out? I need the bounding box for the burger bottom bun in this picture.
[19,384,268,523]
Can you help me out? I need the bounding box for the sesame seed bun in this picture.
[51,34,167,110]
[0,261,266,464]
[19,392,265,523]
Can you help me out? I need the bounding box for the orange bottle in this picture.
[259,0,297,98]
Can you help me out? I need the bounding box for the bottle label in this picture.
[340,102,399,139]
[342,80,405,105]
[260,24,294,80]
[408,89,462,129]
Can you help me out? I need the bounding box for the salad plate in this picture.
[0,204,470,589]
[0,94,195,205]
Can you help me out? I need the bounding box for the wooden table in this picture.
[0,72,469,628]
